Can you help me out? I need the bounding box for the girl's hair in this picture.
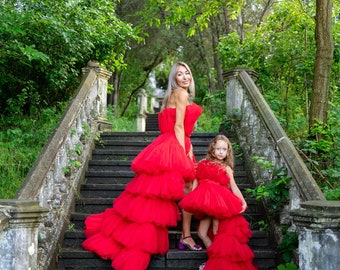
[205,134,234,169]
[161,61,195,109]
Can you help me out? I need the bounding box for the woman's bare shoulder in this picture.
[168,88,189,106]
[172,88,189,97]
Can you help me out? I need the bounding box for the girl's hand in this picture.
[192,179,198,190]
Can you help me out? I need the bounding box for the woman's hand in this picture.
[187,144,194,160]
[240,202,248,213]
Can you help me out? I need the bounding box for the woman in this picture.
[82,61,203,270]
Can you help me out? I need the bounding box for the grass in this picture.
[0,106,64,199]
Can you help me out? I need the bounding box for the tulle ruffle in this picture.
[204,216,257,270]
[83,208,170,255]
[82,231,124,260]
[179,180,243,219]
[131,133,196,181]
[158,103,203,136]
[204,257,257,270]
[113,191,181,227]
[125,171,185,200]
[111,248,151,270]
[196,159,231,185]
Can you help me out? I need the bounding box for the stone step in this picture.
[69,211,267,232]
[79,182,255,198]
[98,131,225,140]
[62,229,271,250]
[87,158,245,171]
[74,199,263,218]
[145,113,159,131]
[57,247,276,270]
[84,170,251,186]
[90,148,223,161]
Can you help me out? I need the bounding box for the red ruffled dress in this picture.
[179,160,257,270]
[82,103,202,270]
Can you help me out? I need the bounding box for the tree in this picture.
[138,0,243,91]
[309,0,334,132]
[0,0,138,115]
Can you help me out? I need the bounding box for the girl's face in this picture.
[175,65,191,90]
[214,140,229,161]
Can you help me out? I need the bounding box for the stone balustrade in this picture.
[224,68,340,270]
[0,64,112,270]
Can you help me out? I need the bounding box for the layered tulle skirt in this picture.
[204,216,257,270]
[82,132,196,270]
[179,180,243,219]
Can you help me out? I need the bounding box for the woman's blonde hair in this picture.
[205,134,234,169]
[161,61,195,109]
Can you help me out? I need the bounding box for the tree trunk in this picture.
[210,16,225,91]
[309,0,334,131]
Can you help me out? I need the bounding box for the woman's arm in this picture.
[173,89,189,151]
[226,166,248,213]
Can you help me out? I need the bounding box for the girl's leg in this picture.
[197,217,213,248]
[212,218,219,235]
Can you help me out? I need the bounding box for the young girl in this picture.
[179,134,257,269]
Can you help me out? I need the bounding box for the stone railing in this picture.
[224,68,340,270]
[0,63,112,270]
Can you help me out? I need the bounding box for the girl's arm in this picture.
[226,166,248,213]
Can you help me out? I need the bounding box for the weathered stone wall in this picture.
[0,64,112,270]
[291,201,340,270]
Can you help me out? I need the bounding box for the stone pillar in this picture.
[82,61,112,130]
[137,89,147,132]
[224,68,259,118]
[94,67,112,121]
[0,200,48,270]
[291,201,340,270]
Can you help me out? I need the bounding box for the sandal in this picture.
[178,236,203,251]
[199,262,206,270]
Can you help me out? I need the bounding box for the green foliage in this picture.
[0,105,65,198]
[195,110,222,132]
[246,156,297,267]
[277,262,298,270]
[295,115,340,200]
[107,105,137,132]
[141,0,241,36]
[218,0,316,137]
[255,220,269,232]
[278,229,298,264]
[217,0,340,200]
[0,0,139,115]
[246,157,291,218]
[195,90,225,132]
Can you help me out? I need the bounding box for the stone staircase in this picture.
[56,131,277,270]
[145,113,159,131]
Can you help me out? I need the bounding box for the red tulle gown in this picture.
[179,159,257,270]
[82,103,202,270]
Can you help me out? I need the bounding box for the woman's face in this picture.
[213,140,229,161]
[175,65,191,90]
